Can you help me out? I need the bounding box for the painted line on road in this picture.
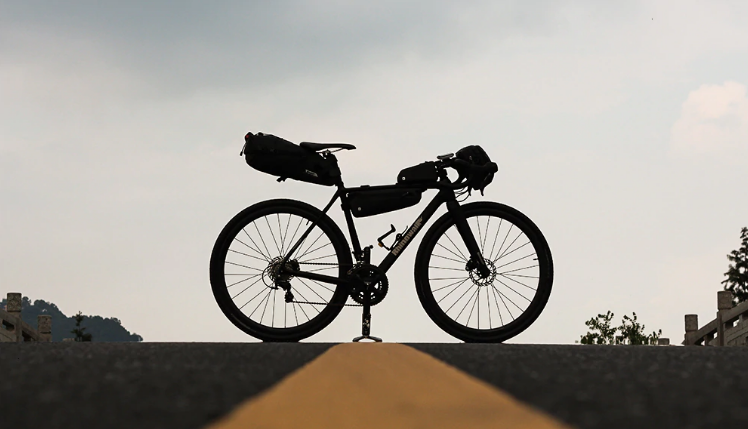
[206,343,571,429]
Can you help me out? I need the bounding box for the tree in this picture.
[579,311,661,345]
[71,311,93,342]
[722,227,748,304]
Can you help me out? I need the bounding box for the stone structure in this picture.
[0,292,52,342]
[683,291,748,346]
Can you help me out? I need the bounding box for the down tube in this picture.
[378,190,447,273]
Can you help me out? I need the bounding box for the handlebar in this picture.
[438,158,498,190]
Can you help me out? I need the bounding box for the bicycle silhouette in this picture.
[210,133,553,342]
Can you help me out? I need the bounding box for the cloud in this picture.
[670,81,748,156]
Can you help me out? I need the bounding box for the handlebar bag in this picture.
[456,145,495,194]
[348,188,422,218]
[241,132,341,186]
[397,161,439,184]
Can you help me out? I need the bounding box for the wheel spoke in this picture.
[492,285,515,321]
[443,232,468,261]
[498,273,537,291]
[297,278,328,303]
[488,218,503,261]
[428,266,466,272]
[227,274,261,288]
[489,285,504,325]
[228,248,268,263]
[455,288,479,322]
[252,222,274,259]
[432,253,465,264]
[494,253,535,271]
[225,261,263,271]
[495,277,533,303]
[432,278,469,293]
[475,217,483,256]
[235,235,270,262]
[436,242,467,263]
[499,264,538,275]
[496,231,523,261]
[437,278,470,304]
[445,283,476,314]
[494,224,513,262]
[233,277,265,301]
[264,216,283,256]
[493,241,531,262]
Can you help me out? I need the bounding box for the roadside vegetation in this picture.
[580,226,748,344]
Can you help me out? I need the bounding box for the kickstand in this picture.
[352,294,382,342]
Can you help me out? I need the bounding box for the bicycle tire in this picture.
[414,201,553,343]
[210,199,352,342]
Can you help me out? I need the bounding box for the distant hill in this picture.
[0,296,143,342]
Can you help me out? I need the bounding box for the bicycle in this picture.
[209,132,554,342]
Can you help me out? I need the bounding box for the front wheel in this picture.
[414,202,553,343]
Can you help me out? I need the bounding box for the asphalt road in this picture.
[0,343,333,429]
[2,343,747,429]
[412,344,748,429]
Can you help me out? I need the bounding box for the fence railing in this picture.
[683,291,748,346]
[0,292,52,342]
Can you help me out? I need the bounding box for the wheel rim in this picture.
[427,214,542,331]
[221,211,342,330]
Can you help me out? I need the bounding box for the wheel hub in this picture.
[263,257,299,289]
[467,258,496,287]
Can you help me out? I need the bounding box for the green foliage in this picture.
[0,296,143,342]
[579,311,617,344]
[579,311,661,345]
[71,311,93,342]
[722,227,748,304]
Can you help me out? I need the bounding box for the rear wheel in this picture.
[414,202,553,342]
[210,199,352,342]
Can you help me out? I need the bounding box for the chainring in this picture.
[348,264,389,306]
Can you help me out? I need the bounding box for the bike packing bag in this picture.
[241,132,341,186]
[455,145,495,194]
[397,161,439,184]
[348,188,422,218]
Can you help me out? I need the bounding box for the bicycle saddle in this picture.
[300,142,356,151]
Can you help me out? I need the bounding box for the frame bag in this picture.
[397,161,439,184]
[348,188,422,218]
[241,132,340,186]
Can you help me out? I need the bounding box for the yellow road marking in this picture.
[207,343,571,429]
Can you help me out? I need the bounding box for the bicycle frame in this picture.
[282,180,487,287]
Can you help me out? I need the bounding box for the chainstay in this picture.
[291,261,362,306]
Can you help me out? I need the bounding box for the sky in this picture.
[2,1,748,343]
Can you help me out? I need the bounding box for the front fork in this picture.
[447,201,490,277]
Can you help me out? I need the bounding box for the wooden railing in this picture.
[683,291,748,346]
[0,292,52,342]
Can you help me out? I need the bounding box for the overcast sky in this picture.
[2,1,748,343]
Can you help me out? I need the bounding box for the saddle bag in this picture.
[397,161,439,184]
[348,188,422,218]
[241,132,341,186]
